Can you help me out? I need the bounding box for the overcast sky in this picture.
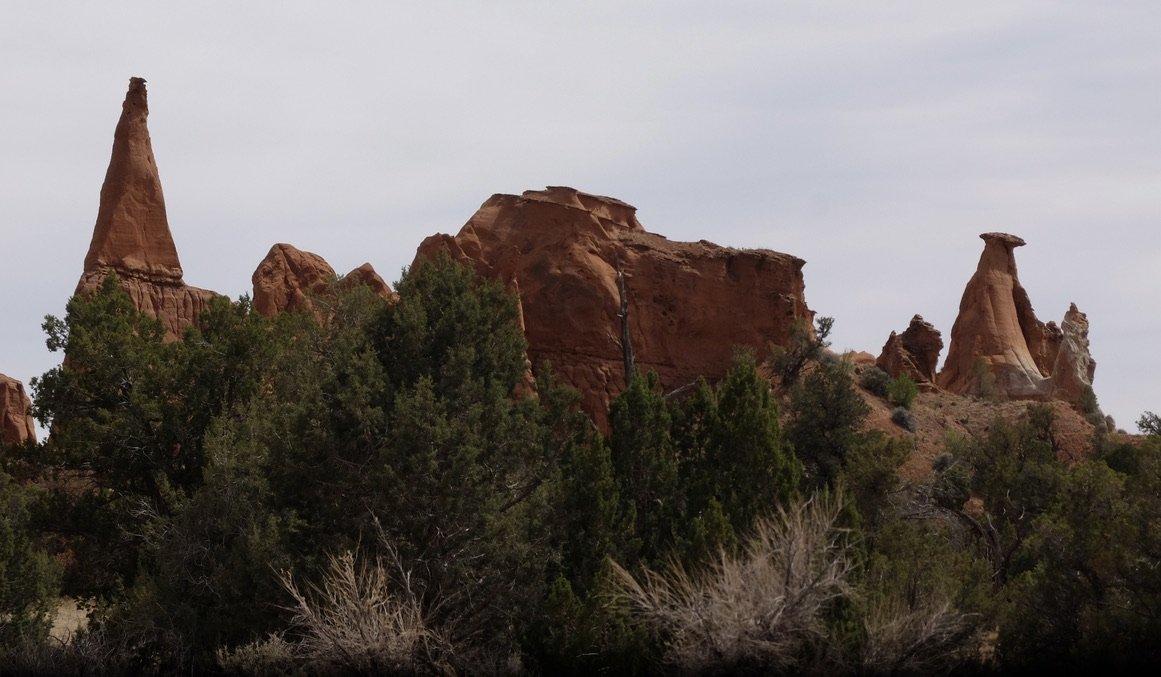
[2,1,1159,431]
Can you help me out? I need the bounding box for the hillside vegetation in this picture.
[2,257,1159,675]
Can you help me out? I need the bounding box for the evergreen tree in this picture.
[673,353,801,559]
[785,359,871,488]
[608,371,682,567]
[0,469,58,653]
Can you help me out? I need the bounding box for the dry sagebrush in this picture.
[219,547,451,675]
[612,492,856,673]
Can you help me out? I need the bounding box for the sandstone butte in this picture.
[252,243,394,317]
[0,373,36,446]
[414,186,815,427]
[937,232,1096,405]
[75,77,217,340]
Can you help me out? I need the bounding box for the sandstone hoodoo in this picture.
[0,373,36,446]
[252,243,394,317]
[415,186,814,425]
[876,314,943,390]
[938,232,1096,405]
[76,77,216,339]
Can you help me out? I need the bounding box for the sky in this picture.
[2,1,1159,432]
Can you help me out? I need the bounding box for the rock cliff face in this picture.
[76,77,216,339]
[252,243,394,317]
[0,373,36,446]
[414,186,814,425]
[938,233,1095,404]
[876,315,942,390]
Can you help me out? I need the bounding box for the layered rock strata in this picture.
[414,186,814,426]
[876,315,943,390]
[252,243,394,317]
[938,233,1095,404]
[0,373,36,446]
[76,77,216,339]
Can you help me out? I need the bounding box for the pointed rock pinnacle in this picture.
[83,76,183,279]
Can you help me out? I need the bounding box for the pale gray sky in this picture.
[2,1,1159,431]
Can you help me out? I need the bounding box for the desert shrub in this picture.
[0,470,58,653]
[219,545,452,675]
[611,491,855,673]
[1077,386,1106,427]
[861,518,990,675]
[887,374,918,410]
[1138,411,1161,436]
[860,366,890,398]
[891,406,916,432]
[932,452,972,511]
[770,316,834,390]
[786,359,870,487]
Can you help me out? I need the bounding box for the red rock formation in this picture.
[414,186,814,426]
[876,315,943,390]
[252,243,394,317]
[938,233,1095,405]
[0,373,36,446]
[1050,303,1097,404]
[76,77,216,339]
[341,263,396,303]
[252,244,336,316]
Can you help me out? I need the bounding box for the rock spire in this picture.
[938,232,1096,405]
[76,77,216,339]
[83,77,182,279]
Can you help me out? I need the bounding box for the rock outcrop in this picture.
[0,373,36,446]
[252,244,335,316]
[1051,303,1097,404]
[340,262,395,302]
[252,243,394,317]
[76,77,216,339]
[414,186,814,426]
[938,233,1095,405]
[876,315,942,389]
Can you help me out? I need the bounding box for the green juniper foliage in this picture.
[7,258,1160,673]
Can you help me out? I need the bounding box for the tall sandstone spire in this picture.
[938,232,1096,405]
[76,78,216,339]
[83,77,182,278]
